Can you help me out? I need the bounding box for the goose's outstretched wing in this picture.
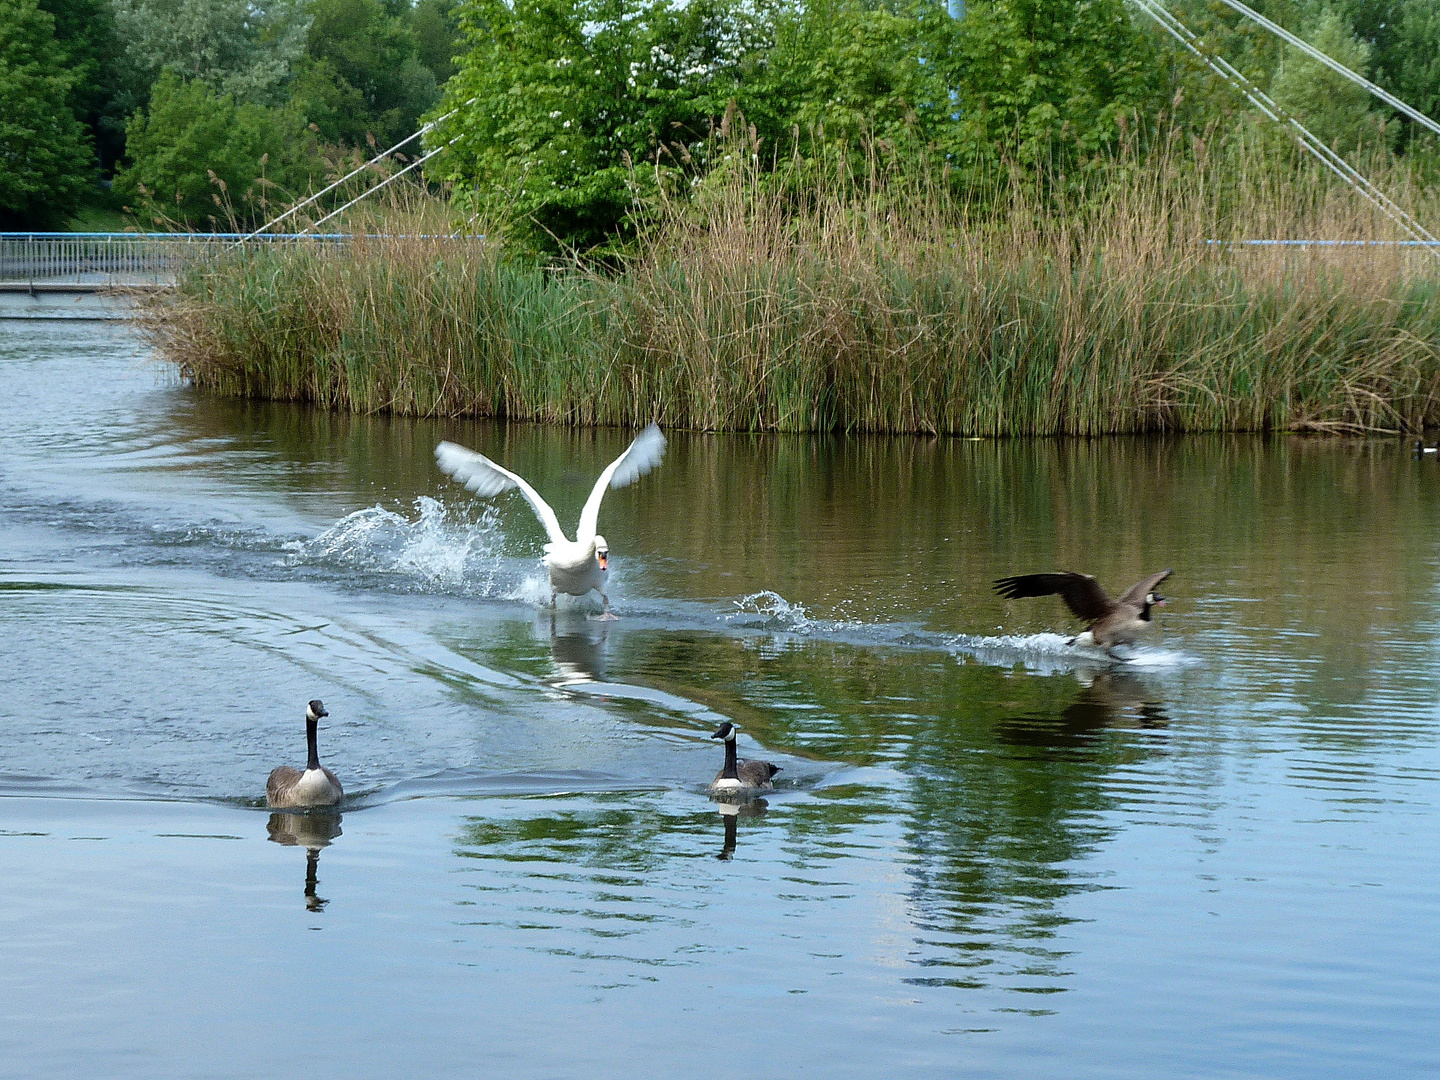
[1117,569,1172,607]
[994,572,1113,621]
[576,424,666,542]
[435,441,567,546]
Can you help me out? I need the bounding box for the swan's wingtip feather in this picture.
[434,442,517,497]
[608,424,667,489]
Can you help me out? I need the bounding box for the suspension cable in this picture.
[1211,0,1440,140]
[236,98,476,244]
[1127,0,1440,260]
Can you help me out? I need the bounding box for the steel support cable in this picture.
[1127,0,1440,260]
[1211,0,1440,140]
[236,97,478,244]
[304,134,463,233]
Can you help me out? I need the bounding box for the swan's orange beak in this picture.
[598,552,608,571]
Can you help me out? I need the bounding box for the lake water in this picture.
[2,321,1438,1078]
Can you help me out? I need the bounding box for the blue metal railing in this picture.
[0,232,351,284]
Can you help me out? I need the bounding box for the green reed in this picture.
[148,131,1440,435]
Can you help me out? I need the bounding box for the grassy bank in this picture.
[149,136,1440,435]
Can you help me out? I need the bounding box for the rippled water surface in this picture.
[3,322,1439,1078]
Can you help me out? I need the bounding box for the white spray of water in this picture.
[729,590,814,632]
[949,632,1195,675]
[282,496,506,595]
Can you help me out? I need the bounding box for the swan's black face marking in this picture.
[306,699,328,721]
[712,721,735,741]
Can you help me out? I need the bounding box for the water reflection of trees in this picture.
[451,634,1170,998]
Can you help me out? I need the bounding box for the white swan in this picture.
[435,425,666,618]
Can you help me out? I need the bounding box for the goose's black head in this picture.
[1142,592,1167,620]
[306,699,329,722]
[711,721,736,742]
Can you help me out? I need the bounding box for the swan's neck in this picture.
[722,738,739,780]
[306,719,320,772]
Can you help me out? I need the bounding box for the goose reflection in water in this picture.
[998,670,1169,748]
[267,811,342,911]
[716,798,767,861]
[1065,670,1169,731]
[546,611,608,686]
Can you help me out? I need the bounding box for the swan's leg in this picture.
[550,589,557,610]
[595,591,619,621]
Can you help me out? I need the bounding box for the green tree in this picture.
[0,0,94,229]
[942,0,1162,168]
[412,0,465,83]
[114,70,320,228]
[39,0,125,175]
[110,0,312,115]
[1270,8,1386,149]
[290,0,439,147]
[1389,0,1440,124]
[431,0,1163,250]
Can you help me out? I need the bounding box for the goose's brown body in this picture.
[709,721,780,794]
[994,570,1172,649]
[266,764,343,808]
[266,700,343,808]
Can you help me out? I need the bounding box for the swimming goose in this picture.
[436,425,666,618]
[994,569,1172,655]
[709,721,780,794]
[266,700,343,808]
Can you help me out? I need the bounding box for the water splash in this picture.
[949,632,1195,675]
[282,496,504,595]
[728,590,814,633]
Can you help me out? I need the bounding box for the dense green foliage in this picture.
[114,71,322,227]
[290,0,439,148]
[430,0,1163,249]
[2,0,463,229]
[0,0,95,229]
[7,0,1440,248]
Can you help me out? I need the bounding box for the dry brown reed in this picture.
[146,128,1440,435]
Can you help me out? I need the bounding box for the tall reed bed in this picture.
[149,133,1440,434]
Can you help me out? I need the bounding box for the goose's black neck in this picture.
[722,738,739,780]
[306,718,320,772]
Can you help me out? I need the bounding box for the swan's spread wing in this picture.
[435,441,567,545]
[576,424,666,542]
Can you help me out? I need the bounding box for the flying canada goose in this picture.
[266,700,343,808]
[709,721,781,794]
[435,425,666,618]
[994,569,1172,656]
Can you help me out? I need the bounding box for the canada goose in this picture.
[709,721,781,794]
[266,700,343,808]
[994,569,1172,656]
[1415,440,1437,456]
[436,425,666,618]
